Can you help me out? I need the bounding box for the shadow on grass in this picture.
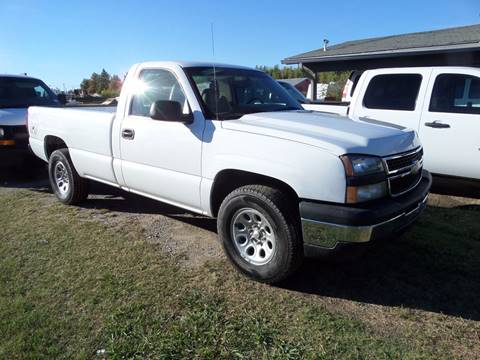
[84,188,218,233]
[431,175,480,199]
[83,188,480,320]
[281,205,480,321]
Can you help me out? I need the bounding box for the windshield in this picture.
[0,77,58,108]
[184,67,302,120]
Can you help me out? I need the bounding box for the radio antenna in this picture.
[211,22,219,120]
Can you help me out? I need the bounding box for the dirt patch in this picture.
[428,193,480,208]
[74,193,223,268]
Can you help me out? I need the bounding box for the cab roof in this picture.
[135,61,254,71]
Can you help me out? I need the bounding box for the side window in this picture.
[363,74,422,111]
[130,69,188,117]
[34,85,49,98]
[429,74,480,114]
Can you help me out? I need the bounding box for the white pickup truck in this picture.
[28,61,431,283]
[308,67,480,185]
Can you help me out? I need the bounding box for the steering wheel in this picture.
[247,98,264,104]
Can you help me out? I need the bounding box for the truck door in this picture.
[119,68,204,212]
[419,70,480,179]
[352,69,430,131]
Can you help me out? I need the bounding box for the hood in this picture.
[0,108,27,126]
[221,110,420,157]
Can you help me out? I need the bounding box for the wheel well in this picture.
[210,169,299,217]
[44,136,68,159]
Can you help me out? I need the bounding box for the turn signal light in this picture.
[0,140,15,146]
[346,182,387,203]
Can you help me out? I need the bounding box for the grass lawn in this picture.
[1,189,479,359]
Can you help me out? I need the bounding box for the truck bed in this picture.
[64,104,117,113]
[28,105,118,184]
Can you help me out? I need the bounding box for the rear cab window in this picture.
[429,73,480,114]
[363,74,422,111]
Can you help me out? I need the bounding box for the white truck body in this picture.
[29,62,421,213]
[28,61,431,282]
[307,66,480,182]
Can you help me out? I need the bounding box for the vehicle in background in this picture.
[0,75,61,167]
[277,80,352,114]
[277,80,309,103]
[29,61,431,283]
[310,66,480,185]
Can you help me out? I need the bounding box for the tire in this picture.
[217,185,303,283]
[48,149,88,205]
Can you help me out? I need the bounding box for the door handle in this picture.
[122,129,135,140]
[424,121,450,129]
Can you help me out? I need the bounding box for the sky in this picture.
[0,0,479,89]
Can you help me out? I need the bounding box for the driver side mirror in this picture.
[149,100,192,123]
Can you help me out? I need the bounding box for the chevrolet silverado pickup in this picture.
[308,67,480,186]
[28,61,431,283]
[0,74,61,167]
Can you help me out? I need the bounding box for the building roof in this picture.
[283,24,480,65]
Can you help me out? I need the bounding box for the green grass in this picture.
[0,189,478,359]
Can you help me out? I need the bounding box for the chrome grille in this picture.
[383,147,423,196]
[389,170,422,195]
[385,148,423,174]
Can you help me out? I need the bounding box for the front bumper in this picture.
[0,147,33,167]
[300,170,432,255]
[0,125,32,167]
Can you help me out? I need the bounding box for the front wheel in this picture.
[48,149,88,205]
[217,185,303,283]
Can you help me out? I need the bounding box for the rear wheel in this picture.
[48,149,88,205]
[217,185,303,283]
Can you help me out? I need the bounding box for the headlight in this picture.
[341,154,387,203]
[346,182,387,203]
[341,155,384,176]
[0,128,4,139]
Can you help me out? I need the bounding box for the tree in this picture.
[79,69,122,96]
[80,79,90,94]
[98,69,111,93]
[86,72,99,94]
[255,65,309,79]
[108,75,122,92]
